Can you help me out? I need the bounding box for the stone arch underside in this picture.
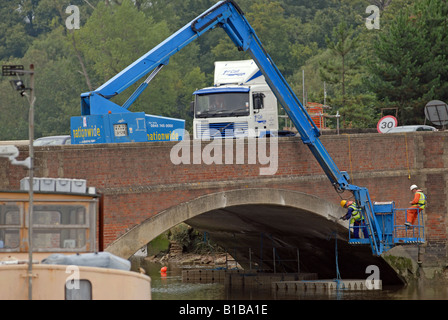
[106,188,403,285]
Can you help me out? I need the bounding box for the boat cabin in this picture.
[0,186,151,300]
[0,191,97,259]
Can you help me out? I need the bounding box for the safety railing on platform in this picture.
[393,208,425,244]
[348,222,371,245]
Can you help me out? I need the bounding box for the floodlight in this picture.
[10,79,26,91]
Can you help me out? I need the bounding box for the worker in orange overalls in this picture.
[406,185,426,226]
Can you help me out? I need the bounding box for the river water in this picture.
[131,258,448,300]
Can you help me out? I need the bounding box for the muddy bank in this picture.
[144,252,237,268]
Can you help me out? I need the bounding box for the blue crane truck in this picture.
[70,0,424,255]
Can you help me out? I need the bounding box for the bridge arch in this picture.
[106,188,403,284]
[106,188,346,259]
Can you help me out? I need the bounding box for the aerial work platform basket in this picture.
[348,201,424,253]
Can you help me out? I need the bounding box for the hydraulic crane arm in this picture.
[81,0,351,191]
[80,0,385,254]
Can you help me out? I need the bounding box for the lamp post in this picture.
[2,64,35,300]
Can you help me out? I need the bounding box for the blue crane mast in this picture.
[78,0,424,255]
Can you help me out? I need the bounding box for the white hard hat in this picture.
[410,184,418,191]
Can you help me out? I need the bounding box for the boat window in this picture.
[32,205,88,250]
[33,206,86,225]
[65,279,92,300]
[0,205,21,250]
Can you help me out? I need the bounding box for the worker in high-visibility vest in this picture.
[406,185,426,227]
[340,200,369,239]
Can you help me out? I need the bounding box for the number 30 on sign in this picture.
[377,115,397,133]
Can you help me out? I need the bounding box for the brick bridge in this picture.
[1,131,447,284]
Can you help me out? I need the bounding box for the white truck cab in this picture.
[192,60,282,139]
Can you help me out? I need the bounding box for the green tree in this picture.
[0,70,30,139]
[0,1,32,60]
[0,0,104,140]
[316,21,378,128]
[320,21,359,104]
[369,0,448,125]
[20,26,86,137]
[75,1,170,84]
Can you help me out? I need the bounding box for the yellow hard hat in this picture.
[340,200,347,208]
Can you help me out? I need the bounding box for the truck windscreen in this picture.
[195,93,250,118]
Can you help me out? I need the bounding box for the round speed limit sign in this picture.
[377,115,398,133]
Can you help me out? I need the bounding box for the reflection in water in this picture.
[153,280,225,300]
[132,258,225,300]
[131,257,448,300]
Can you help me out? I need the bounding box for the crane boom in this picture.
[78,0,424,256]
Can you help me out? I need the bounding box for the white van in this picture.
[386,125,437,133]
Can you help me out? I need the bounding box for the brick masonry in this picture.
[1,132,447,267]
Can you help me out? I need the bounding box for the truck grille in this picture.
[196,122,248,139]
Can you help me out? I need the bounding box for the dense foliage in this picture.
[0,0,446,139]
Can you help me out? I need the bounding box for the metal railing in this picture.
[224,246,301,273]
[393,208,425,244]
